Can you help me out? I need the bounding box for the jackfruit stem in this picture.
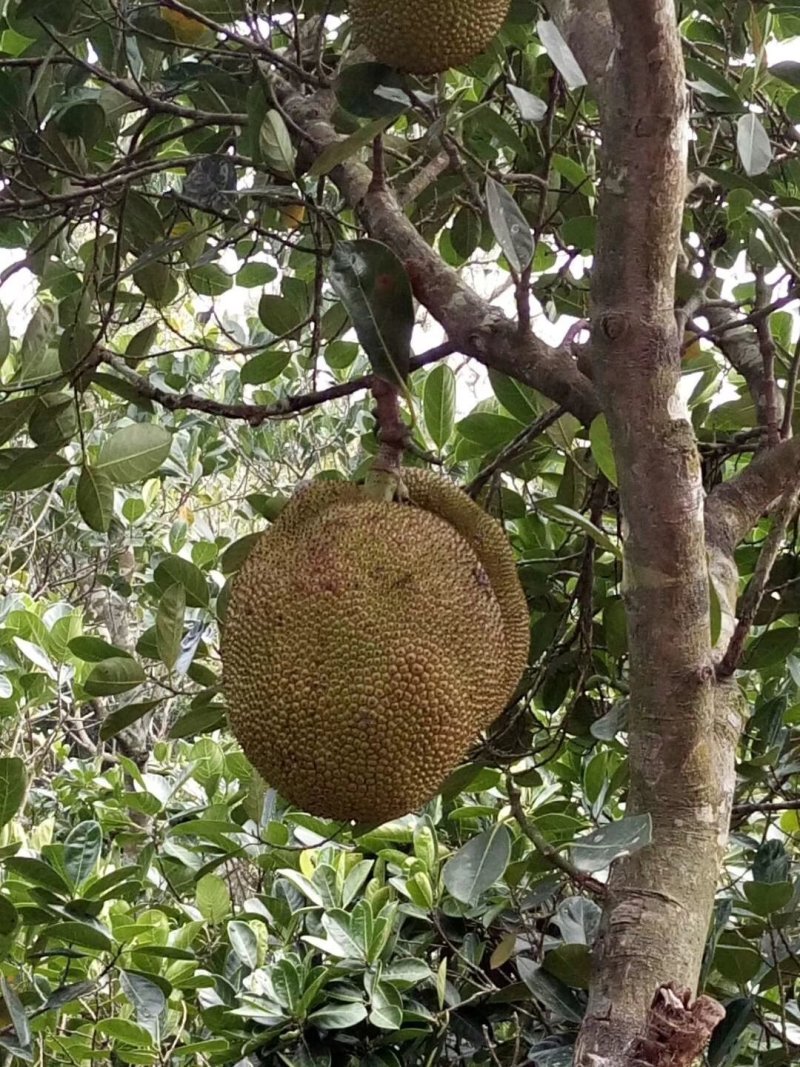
[365,378,408,502]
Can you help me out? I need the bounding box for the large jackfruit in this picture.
[221,469,529,824]
[349,0,511,75]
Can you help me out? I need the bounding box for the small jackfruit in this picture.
[221,469,528,824]
[348,0,511,75]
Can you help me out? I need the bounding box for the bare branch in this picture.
[99,343,455,424]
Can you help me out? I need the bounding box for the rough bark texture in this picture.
[574,3,739,1062]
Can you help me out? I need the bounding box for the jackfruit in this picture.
[221,468,528,824]
[348,0,510,75]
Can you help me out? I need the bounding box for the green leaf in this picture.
[542,943,591,989]
[3,856,71,894]
[570,814,652,873]
[714,937,761,983]
[95,1018,154,1047]
[259,110,295,178]
[708,997,753,1067]
[0,303,10,370]
[64,821,102,888]
[517,959,585,1022]
[119,971,166,1022]
[589,415,617,486]
[769,61,800,87]
[0,398,36,446]
[443,825,511,904]
[228,920,259,969]
[508,84,547,122]
[753,839,789,883]
[168,704,225,739]
[96,424,171,485]
[736,113,772,177]
[69,636,133,662]
[154,555,209,608]
[456,411,521,448]
[84,657,147,696]
[257,294,304,337]
[423,364,456,449]
[369,981,403,1030]
[308,117,392,178]
[489,371,540,424]
[742,627,798,669]
[0,976,30,1049]
[156,584,186,670]
[0,895,19,936]
[240,349,292,385]
[100,700,162,742]
[77,466,115,532]
[47,920,114,952]
[329,239,414,386]
[742,879,793,916]
[485,177,533,274]
[307,1002,368,1030]
[536,19,587,89]
[125,321,160,360]
[188,737,224,788]
[195,873,231,923]
[0,758,25,829]
[0,448,69,491]
[537,501,621,558]
[336,63,410,119]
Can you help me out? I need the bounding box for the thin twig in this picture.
[468,406,565,498]
[506,774,607,898]
[754,270,780,448]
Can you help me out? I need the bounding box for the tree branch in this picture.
[716,483,800,678]
[99,343,455,424]
[276,85,600,425]
[705,435,800,554]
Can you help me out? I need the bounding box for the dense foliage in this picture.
[0,1,798,1063]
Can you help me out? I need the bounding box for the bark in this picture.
[573,3,740,1062]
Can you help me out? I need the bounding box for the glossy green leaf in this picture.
[64,821,103,888]
[570,814,652,873]
[156,584,186,670]
[443,825,511,904]
[77,466,115,533]
[84,657,146,697]
[329,239,414,386]
[485,177,533,274]
[423,364,456,449]
[95,425,171,485]
[0,758,25,830]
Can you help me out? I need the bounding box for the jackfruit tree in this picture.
[0,1,799,1065]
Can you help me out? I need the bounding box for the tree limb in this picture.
[99,343,455,423]
[277,85,600,425]
[705,434,800,554]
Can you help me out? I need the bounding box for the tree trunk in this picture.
[572,3,738,1060]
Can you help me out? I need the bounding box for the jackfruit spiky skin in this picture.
[349,0,511,75]
[222,471,529,824]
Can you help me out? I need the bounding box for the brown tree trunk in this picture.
[570,3,738,1060]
